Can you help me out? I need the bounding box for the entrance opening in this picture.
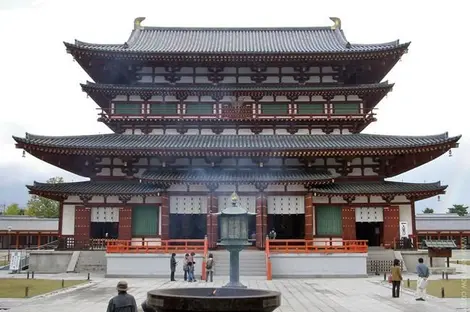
[170,214,206,239]
[90,222,119,239]
[356,222,383,247]
[267,214,305,239]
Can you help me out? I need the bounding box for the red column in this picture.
[161,193,170,240]
[206,194,218,249]
[256,193,267,249]
[304,193,313,239]
[342,207,356,240]
[74,206,91,248]
[118,207,132,240]
[383,206,400,248]
[410,200,418,249]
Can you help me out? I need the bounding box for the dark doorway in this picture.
[90,222,119,239]
[170,214,207,239]
[267,214,305,239]
[356,222,382,247]
[248,215,256,241]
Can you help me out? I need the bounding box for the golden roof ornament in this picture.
[329,17,341,30]
[231,192,239,203]
[134,17,146,30]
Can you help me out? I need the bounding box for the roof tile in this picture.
[310,181,446,195]
[27,181,160,196]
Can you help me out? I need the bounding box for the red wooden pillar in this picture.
[206,193,218,249]
[161,193,170,240]
[74,206,91,248]
[342,207,356,240]
[118,207,132,240]
[256,193,267,249]
[304,193,313,239]
[383,206,400,248]
[410,200,418,249]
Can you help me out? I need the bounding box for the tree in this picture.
[422,208,434,214]
[26,177,64,218]
[447,204,469,217]
[4,203,24,215]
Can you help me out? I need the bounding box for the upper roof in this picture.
[64,17,409,58]
[13,132,460,157]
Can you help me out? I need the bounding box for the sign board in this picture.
[9,251,21,271]
[399,221,409,238]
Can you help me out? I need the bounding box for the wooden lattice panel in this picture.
[267,196,304,214]
[91,207,120,222]
[170,196,208,214]
[355,207,384,222]
[218,196,256,213]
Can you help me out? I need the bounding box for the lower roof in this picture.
[140,169,335,185]
[27,180,445,199]
[13,132,460,157]
[416,213,470,231]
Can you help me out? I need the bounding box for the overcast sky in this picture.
[0,0,468,212]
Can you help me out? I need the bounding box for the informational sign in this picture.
[399,221,409,238]
[9,251,21,271]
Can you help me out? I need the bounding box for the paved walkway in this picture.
[0,273,468,312]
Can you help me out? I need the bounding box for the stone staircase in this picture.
[367,248,401,274]
[75,251,106,272]
[211,250,266,277]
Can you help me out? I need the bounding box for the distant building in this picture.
[0,215,58,249]
[416,213,470,248]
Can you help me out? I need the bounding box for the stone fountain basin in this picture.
[141,287,281,312]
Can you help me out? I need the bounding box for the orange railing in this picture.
[267,239,368,254]
[265,236,272,280]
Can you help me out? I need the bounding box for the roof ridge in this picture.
[139,26,333,31]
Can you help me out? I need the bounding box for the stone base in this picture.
[142,288,281,312]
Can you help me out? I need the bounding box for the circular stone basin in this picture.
[141,287,281,312]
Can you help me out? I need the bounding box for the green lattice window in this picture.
[131,205,159,236]
[333,103,360,114]
[114,103,141,115]
[150,103,178,115]
[261,103,288,115]
[186,103,213,115]
[315,206,342,236]
[297,103,324,114]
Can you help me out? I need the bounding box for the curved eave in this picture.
[14,141,460,158]
[310,182,447,200]
[81,82,394,99]
[64,41,410,62]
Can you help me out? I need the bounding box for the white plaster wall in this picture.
[312,238,343,246]
[270,253,367,277]
[399,204,414,235]
[62,204,75,235]
[106,253,204,277]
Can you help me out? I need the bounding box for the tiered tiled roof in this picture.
[140,169,336,185]
[309,181,446,197]
[13,132,460,157]
[27,181,160,197]
[81,82,394,99]
[64,18,409,62]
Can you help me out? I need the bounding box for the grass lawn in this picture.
[403,279,470,298]
[451,260,470,265]
[0,278,87,298]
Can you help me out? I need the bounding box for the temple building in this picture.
[13,17,460,250]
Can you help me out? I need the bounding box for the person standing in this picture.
[390,259,403,298]
[170,253,177,282]
[183,253,189,281]
[187,252,195,282]
[106,281,138,312]
[205,253,215,282]
[416,257,430,301]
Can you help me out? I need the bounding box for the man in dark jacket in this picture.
[170,253,177,281]
[106,281,138,312]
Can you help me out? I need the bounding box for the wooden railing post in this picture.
[265,235,272,280]
[202,235,208,281]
